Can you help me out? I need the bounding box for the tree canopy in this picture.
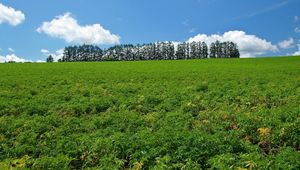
[59,41,239,62]
[46,55,54,63]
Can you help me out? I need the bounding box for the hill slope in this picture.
[0,57,299,169]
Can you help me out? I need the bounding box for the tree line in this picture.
[47,41,239,62]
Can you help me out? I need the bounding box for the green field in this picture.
[0,57,299,169]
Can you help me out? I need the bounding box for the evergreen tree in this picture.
[168,42,175,60]
[46,55,54,62]
[198,42,203,59]
[162,42,169,60]
[176,43,185,60]
[215,40,221,58]
[62,47,71,62]
[222,42,226,58]
[150,43,156,60]
[232,43,240,58]
[156,42,164,60]
[210,42,216,58]
[59,40,239,62]
[190,42,198,59]
[227,42,240,58]
[202,42,208,58]
[185,42,190,59]
[136,44,142,60]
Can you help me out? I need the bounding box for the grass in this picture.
[0,57,299,169]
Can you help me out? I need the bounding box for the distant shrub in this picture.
[29,89,38,96]
[26,104,48,116]
[144,96,161,107]
[182,101,206,117]
[195,82,208,92]
[271,147,300,169]
[82,90,90,97]
[93,99,112,113]
[63,94,72,101]
[31,154,71,169]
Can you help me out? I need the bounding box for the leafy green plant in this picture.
[0,57,299,169]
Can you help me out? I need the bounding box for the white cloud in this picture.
[0,53,53,63]
[36,60,46,63]
[278,38,294,49]
[0,54,31,63]
[41,49,50,54]
[41,48,64,62]
[292,44,300,56]
[0,3,25,26]
[295,16,299,22]
[37,12,120,45]
[8,47,15,53]
[295,27,300,33]
[188,30,278,58]
[189,28,196,33]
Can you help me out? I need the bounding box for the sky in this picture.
[0,0,300,62]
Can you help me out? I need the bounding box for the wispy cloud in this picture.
[189,28,196,33]
[8,48,15,53]
[41,49,50,54]
[182,19,197,34]
[235,0,291,20]
[182,19,189,27]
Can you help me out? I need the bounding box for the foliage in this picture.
[59,41,239,62]
[0,57,299,169]
[46,55,54,63]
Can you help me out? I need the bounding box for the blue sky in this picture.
[0,0,300,61]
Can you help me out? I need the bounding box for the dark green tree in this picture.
[60,41,239,62]
[185,42,190,59]
[215,40,222,58]
[202,42,208,58]
[190,42,198,59]
[210,42,216,58]
[46,55,54,62]
[176,43,185,60]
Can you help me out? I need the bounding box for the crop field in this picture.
[0,57,299,169]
